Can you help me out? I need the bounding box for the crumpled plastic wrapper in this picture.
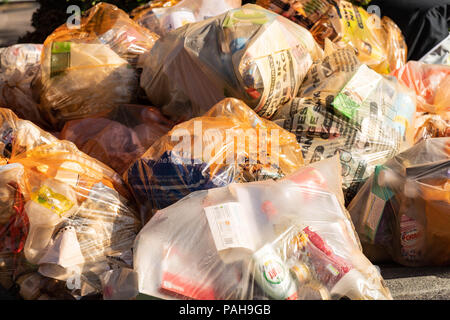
[60,104,174,175]
[125,97,304,223]
[39,3,159,130]
[134,156,392,300]
[348,137,450,267]
[0,108,140,300]
[0,44,47,129]
[140,4,323,122]
[272,43,416,204]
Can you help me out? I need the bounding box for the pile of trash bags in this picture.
[0,0,449,301]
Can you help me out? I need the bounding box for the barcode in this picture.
[223,237,234,246]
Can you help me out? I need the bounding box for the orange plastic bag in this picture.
[39,3,159,130]
[391,61,450,142]
[60,105,174,175]
[125,98,304,222]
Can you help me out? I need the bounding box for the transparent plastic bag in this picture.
[308,1,407,74]
[60,104,174,175]
[0,108,140,299]
[272,46,416,204]
[0,44,46,129]
[133,0,242,36]
[140,4,323,122]
[348,137,450,267]
[391,61,450,142]
[39,3,159,130]
[131,0,182,35]
[124,98,304,223]
[134,156,392,300]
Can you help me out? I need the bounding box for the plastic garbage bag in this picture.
[0,44,46,128]
[131,0,182,35]
[124,98,304,223]
[133,0,242,36]
[348,137,450,267]
[139,4,323,122]
[255,0,334,29]
[391,61,450,142]
[60,104,174,175]
[272,46,416,204]
[0,108,140,299]
[308,0,407,74]
[39,2,159,130]
[134,156,392,300]
[420,33,450,67]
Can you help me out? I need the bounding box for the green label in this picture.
[332,93,360,119]
[51,41,71,54]
[223,9,270,28]
[50,42,71,78]
[372,165,395,201]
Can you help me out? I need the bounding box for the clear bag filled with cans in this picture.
[391,61,450,143]
[134,156,392,300]
[272,44,416,204]
[39,2,159,130]
[139,4,323,122]
[124,97,304,223]
[348,137,450,267]
[307,0,407,74]
[0,44,46,129]
[0,108,140,299]
[60,104,174,175]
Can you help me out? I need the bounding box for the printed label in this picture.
[31,185,74,216]
[204,202,254,252]
[364,165,395,242]
[400,215,424,262]
[50,42,71,78]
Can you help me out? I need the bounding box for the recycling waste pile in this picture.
[0,0,448,300]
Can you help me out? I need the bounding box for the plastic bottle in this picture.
[252,244,298,300]
[24,178,78,264]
